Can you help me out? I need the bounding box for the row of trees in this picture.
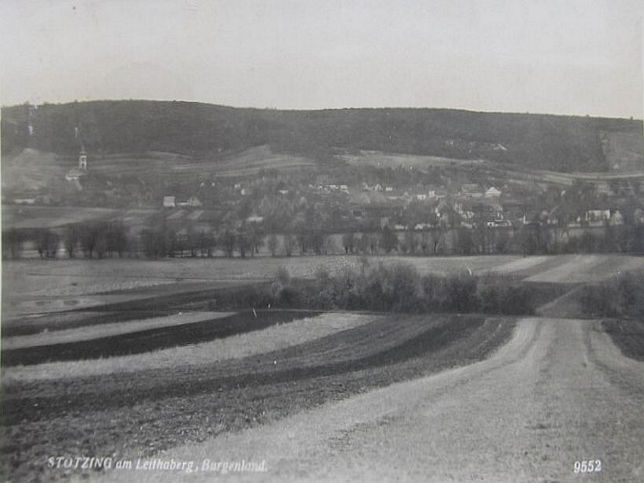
[3,219,644,260]
[2,221,128,259]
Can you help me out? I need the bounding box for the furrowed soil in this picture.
[2,310,317,366]
[2,313,377,383]
[1,313,515,482]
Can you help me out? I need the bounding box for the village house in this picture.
[583,209,611,226]
[414,222,434,231]
[633,208,644,224]
[487,219,512,228]
[610,210,624,225]
[428,189,447,200]
[13,198,36,205]
[485,187,502,198]
[246,215,264,223]
[163,196,176,208]
[186,196,202,207]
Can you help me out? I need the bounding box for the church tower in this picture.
[78,146,88,170]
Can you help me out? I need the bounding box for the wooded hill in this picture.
[2,100,641,172]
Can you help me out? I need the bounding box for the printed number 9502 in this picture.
[573,459,601,474]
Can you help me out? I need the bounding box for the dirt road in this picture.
[99,318,644,482]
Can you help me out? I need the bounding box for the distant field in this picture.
[4,255,643,320]
[337,150,485,170]
[524,254,644,283]
[2,146,315,195]
[175,145,316,177]
[84,145,315,178]
[1,149,66,192]
[1,255,517,298]
[5,254,644,299]
[2,205,156,230]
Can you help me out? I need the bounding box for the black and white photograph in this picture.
[1,1,644,481]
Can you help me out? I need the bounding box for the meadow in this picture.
[3,253,644,481]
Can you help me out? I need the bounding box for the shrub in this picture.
[276,266,291,285]
[582,271,644,317]
[580,283,619,316]
[502,285,534,315]
[477,275,534,315]
[266,261,536,315]
[445,271,479,312]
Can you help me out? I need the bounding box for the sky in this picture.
[1,0,643,118]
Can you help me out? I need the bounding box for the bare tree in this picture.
[2,228,23,259]
[267,233,279,257]
[63,224,80,258]
[283,234,296,257]
[36,229,60,258]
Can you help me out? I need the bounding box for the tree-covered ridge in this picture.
[3,100,641,172]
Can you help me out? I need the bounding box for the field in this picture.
[1,204,158,231]
[1,146,314,199]
[4,254,644,322]
[1,149,66,192]
[2,280,514,481]
[5,254,643,306]
[174,145,316,177]
[337,150,486,170]
[3,254,644,481]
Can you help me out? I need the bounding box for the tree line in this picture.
[3,218,644,260]
[2,221,129,259]
[269,262,535,315]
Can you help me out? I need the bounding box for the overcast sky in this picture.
[1,0,642,118]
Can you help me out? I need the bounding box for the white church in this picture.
[65,146,89,182]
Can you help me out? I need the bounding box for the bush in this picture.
[581,271,644,317]
[580,283,619,316]
[477,275,534,315]
[266,262,535,315]
[276,266,291,285]
[446,272,479,312]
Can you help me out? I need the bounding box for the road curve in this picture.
[89,318,644,483]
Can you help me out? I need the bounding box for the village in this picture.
[3,144,643,260]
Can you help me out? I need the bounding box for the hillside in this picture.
[2,100,642,173]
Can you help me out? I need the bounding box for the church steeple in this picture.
[78,146,87,170]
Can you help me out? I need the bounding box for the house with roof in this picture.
[583,209,611,226]
[163,196,176,208]
[186,196,202,207]
[246,215,264,223]
[485,187,502,198]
